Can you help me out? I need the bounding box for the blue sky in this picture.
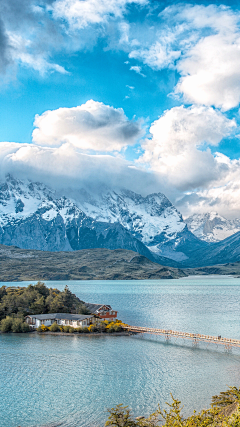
[1,0,240,217]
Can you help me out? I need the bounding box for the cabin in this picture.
[85,303,117,320]
[25,313,95,329]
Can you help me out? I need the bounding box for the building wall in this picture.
[27,316,95,329]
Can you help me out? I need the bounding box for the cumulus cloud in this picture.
[175,33,240,111]
[32,100,143,151]
[140,105,236,190]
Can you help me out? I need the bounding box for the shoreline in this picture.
[35,330,134,337]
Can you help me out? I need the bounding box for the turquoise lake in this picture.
[1,276,240,427]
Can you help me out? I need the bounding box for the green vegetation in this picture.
[0,316,30,333]
[105,387,240,427]
[0,282,90,322]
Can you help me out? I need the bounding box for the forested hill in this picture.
[0,282,89,321]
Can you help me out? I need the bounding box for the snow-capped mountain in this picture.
[0,175,206,262]
[66,187,207,261]
[0,175,157,259]
[185,212,240,243]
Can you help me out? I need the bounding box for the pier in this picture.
[123,325,240,350]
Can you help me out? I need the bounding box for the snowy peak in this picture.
[0,175,86,226]
[0,175,205,262]
[76,188,186,245]
[185,212,240,243]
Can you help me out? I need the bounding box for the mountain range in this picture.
[185,212,240,243]
[1,174,240,269]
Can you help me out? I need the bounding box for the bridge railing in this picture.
[123,325,240,348]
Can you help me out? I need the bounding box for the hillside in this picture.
[180,230,240,268]
[0,245,187,281]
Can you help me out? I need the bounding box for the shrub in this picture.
[49,322,60,332]
[21,322,30,332]
[12,318,24,333]
[63,325,70,333]
[0,316,13,333]
[68,327,75,333]
[40,324,49,332]
[88,324,97,332]
[82,326,89,333]
[0,317,31,333]
[113,324,122,332]
[76,327,83,333]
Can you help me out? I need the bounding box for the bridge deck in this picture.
[124,326,240,348]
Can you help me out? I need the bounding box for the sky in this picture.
[2,0,240,218]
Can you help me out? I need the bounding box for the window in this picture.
[69,320,73,325]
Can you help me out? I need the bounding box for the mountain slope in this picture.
[74,188,207,261]
[0,176,162,261]
[185,212,240,243]
[180,229,240,267]
[0,175,206,263]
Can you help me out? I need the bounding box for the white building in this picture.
[25,313,95,329]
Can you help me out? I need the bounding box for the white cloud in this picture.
[8,32,68,75]
[125,4,240,110]
[140,105,236,190]
[51,0,148,30]
[32,100,143,151]
[129,39,181,70]
[130,65,146,77]
[175,33,240,111]
[0,141,167,197]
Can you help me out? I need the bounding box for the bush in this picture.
[49,322,60,332]
[113,324,122,332]
[82,326,89,333]
[88,324,97,332]
[0,316,13,332]
[63,325,70,333]
[39,324,49,332]
[76,327,83,333]
[12,318,24,333]
[21,322,30,333]
[68,327,75,333]
[0,316,30,333]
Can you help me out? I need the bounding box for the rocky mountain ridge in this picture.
[0,175,206,263]
[185,212,240,243]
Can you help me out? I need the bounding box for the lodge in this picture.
[25,304,118,329]
[25,313,95,329]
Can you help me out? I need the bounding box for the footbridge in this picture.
[123,325,240,350]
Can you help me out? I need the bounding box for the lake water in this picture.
[1,276,240,427]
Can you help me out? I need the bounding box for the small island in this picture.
[0,282,126,334]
